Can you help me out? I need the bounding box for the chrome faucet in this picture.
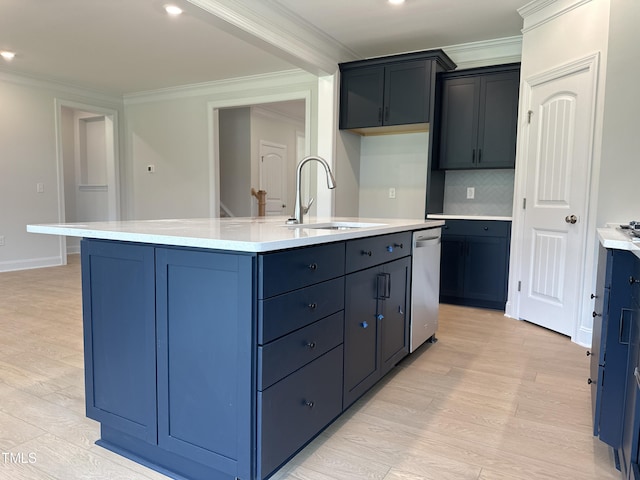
[287,156,336,224]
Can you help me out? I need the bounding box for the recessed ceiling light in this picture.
[388,0,405,4]
[164,5,183,16]
[0,51,16,61]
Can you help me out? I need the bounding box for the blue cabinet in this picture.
[591,247,635,450]
[439,220,511,310]
[592,246,640,478]
[81,240,157,444]
[155,248,255,478]
[339,50,455,131]
[81,232,415,480]
[344,235,411,408]
[437,65,520,170]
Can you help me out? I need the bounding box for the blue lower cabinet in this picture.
[344,257,410,408]
[257,346,343,479]
[439,220,510,310]
[82,233,412,480]
[155,248,255,478]
[81,240,157,444]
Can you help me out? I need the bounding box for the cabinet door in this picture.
[438,76,479,169]
[81,240,157,444]
[380,257,410,376]
[439,234,466,299]
[344,266,381,408]
[384,61,430,125]
[476,71,519,168]
[339,67,384,129]
[464,235,508,305]
[620,306,640,479]
[155,248,254,479]
[599,249,636,448]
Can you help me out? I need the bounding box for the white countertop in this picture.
[427,214,512,221]
[598,226,640,259]
[27,216,445,253]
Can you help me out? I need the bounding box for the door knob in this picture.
[565,215,577,224]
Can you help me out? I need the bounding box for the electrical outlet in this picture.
[0,236,5,246]
[388,187,396,199]
[36,183,44,193]
[147,165,156,173]
[466,187,475,200]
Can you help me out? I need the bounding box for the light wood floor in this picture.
[0,257,619,480]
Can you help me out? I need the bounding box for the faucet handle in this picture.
[302,197,315,214]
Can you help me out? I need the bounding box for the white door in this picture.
[518,60,598,336]
[259,141,288,216]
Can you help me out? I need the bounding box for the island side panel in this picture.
[156,247,256,479]
[81,239,158,444]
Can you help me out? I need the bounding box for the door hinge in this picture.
[522,198,527,210]
[527,110,534,124]
[518,281,522,292]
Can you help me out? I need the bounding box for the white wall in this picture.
[358,132,429,219]
[597,0,640,225]
[124,70,319,221]
[219,107,252,217]
[0,75,123,271]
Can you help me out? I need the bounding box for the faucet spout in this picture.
[288,156,336,225]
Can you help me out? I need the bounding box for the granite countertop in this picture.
[427,214,513,221]
[598,226,640,259]
[27,216,445,253]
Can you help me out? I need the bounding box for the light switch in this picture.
[36,183,44,193]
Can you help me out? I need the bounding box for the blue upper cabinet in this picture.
[339,50,456,132]
[437,64,520,170]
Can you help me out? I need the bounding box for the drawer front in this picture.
[443,219,511,238]
[346,232,411,273]
[259,277,345,344]
[258,312,343,390]
[257,345,343,479]
[258,242,345,298]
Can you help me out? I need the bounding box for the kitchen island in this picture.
[27,216,443,480]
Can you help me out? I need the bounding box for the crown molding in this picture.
[186,0,359,75]
[0,68,123,105]
[519,0,593,33]
[123,69,316,105]
[442,36,523,70]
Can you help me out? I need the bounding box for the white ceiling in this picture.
[0,0,529,96]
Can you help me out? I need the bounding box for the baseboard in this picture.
[0,256,63,273]
[575,325,593,348]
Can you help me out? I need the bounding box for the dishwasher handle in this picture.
[415,236,441,248]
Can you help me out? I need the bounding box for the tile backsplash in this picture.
[442,169,515,216]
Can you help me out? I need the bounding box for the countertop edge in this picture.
[427,214,512,221]
[598,227,640,260]
[27,218,445,253]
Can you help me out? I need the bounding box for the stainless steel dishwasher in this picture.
[410,228,441,352]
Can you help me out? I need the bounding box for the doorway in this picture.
[55,100,119,257]
[209,94,310,219]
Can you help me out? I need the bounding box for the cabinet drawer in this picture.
[258,312,343,390]
[442,219,511,238]
[258,242,345,298]
[346,232,411,273]
[259,277,345,344]
[257,346,343,479]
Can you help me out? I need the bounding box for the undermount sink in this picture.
[284,221,386,230]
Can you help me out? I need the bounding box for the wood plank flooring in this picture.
[0,257,619,479]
